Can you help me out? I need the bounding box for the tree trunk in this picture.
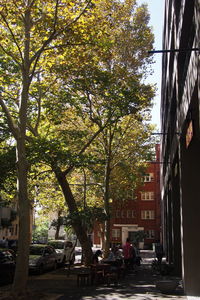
[55,168,93,265]
[103,156,112,258]
[99,223,106,249]
[55,210,62,239]
[12,7,31,295]
[12,139,30,295]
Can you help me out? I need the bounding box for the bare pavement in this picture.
[0,251,187,300]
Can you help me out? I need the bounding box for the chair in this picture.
[77,272,90,286]
[105,271,118,286]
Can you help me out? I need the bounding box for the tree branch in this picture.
[63,125,106,176]
[0,95,19,140]
[29,0,59,81]
[29,0,92,80]
[0,44,21,67]
[43,42,95,51]
[0,12,24,63]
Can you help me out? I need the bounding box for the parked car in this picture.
[29,244,57,274]
[75,247,82,264]
[47,240,66,266]
[0,248,16,285]
[48,240,75,266]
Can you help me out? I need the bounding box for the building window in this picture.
[141,191,154,200]
[9,226,14,235]
[116,210,120,218]
[141,210,155,219]
[15,224,18,235]
[121,210,125,218]
[127,210,131,218]
[112,229,120,238]
[131,210,136,218]
[145,229,155,239]
[143,173,154,182]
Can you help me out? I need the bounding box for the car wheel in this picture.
[53,261,57,270]
[61,256,66,266]
[38,264,44,275]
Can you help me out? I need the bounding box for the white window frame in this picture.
[145,229,155,239]
[112,229,120,238]
[141,191,154,201]
[143,173,154,182]
[116,210,120,218]
[127,210,131,218]
[131,210,136,218]
[141,210,155,219]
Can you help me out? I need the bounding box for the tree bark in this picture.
[55,168,93,265]
[12,5,31,295]
[103,155,112,257]
[55,211,62,240]
[12,139,30,294]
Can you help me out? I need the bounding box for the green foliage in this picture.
[64,207,108,231]
[32,220,49,243]
[0,0,156,270]
[131,230,147,244]
[51,216,65,229]
[0,146,16,199]
[0,217,12,228]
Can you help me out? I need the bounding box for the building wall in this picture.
[161,0,200,296]
[93,145,161,250]
[0,206,18,241]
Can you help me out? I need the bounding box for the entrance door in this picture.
[128,231,137,243]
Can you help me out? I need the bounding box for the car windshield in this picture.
[30,246,44,255]
[48,241,64,249]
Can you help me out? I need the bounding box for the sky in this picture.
[137,0,165,130]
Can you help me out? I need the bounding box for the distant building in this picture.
[93,144,161,249]
[0,204,18,241]
[161,0,199,296]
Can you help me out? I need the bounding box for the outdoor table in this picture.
[90,263,111,284]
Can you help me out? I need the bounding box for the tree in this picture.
[0,0,154,295]
[0,0,105,295]
[34,0,155,259]
[88,116,155,255]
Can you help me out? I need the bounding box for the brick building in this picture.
[93,144,161,249]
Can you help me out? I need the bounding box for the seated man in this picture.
[92,250,102,265]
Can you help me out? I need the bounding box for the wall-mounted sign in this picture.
[186,120,193,148]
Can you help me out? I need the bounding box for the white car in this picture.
[48,240,75,266]
[29,244,57,274]
[48,240,66,266]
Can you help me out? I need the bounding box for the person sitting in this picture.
[104,247,123,265]
[92,250,102,265]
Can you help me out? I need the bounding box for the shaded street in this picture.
[1,251,187,300]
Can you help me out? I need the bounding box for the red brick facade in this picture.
[93,144,161,249]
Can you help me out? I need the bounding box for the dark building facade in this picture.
[161,0,199,297]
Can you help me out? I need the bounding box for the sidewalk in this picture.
[0,251,187,300]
